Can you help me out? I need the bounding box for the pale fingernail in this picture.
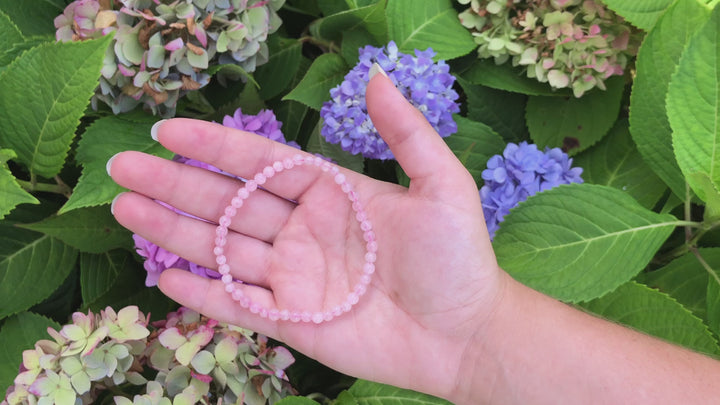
[106,152,121,176]
[368,63,387,80]
[151,119,167,141]
[110,192,125,216]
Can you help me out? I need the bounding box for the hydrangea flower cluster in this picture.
[2,306,295,405]
[134,108,298,286]
[320,41,460,160]
[481,142,583,239]
[457,0,639,97]
[55,0,285,116]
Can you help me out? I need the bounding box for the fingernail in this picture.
[110,192,124,216]
[151,119,167,141]
[368,63,387,80]
[106,152,120,176]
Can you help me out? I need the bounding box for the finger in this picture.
[158,269,283,339]
[109,151,294,242]
[153,119,368,201]
[365,66,473,198]
[112,192,273,287]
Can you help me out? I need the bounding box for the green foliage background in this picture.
[1,0,720,402]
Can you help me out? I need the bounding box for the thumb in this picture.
[365,63,470,197]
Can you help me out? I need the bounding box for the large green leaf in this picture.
[0,0,64,36]
[0,35,113,178]
[667,4,720,205]
[445,116,505,186]
[629,0,711,199]
[310,0,387,45]
[0,226,78,320]
[0,312,60,393]
[581,281,719,356]
[494,183,677,302]
[80,250,132,307]
[0,149,39,220]
[60,114,174,214]
[306,119,364,173]
[640,249,720,323]
[0,10,24,67]
[283,53,348,111]
[573,119,666,209]
[457,77,528,144]
[386,0,475,61]
[19,205,131,253]
[338,380,451,405]
[460,59,570,97]
[600,0,675,31]
[275,398,321,405]
[254,36,303,100]
[526,76,624,155]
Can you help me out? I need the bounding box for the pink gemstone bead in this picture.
[334,173,346,184]
[347,191,357,202]
[239,297,251,308]
[259,308,268,318]
[312,312,324,324]
[330,166,339,174]
[323,312,334,322]
[363,263,375,274]
[331,306,343,317]
[360,220,372,231]
[313,157,323,166]
[224,206,237,217]
[341,302,352,313]
[221,274,232,284]
[232,289,244,301]
[348,292,359,305]
[213,246,224,255]
[283,158,294,169]
[365,252,377,263]
[290,312,302,322]
[321,161,331,172]
[237,188,249,199]
[224,283,235,293]
[215,236,227,247]
[341,183,351,193]
[361,274,372,285]
[219,264,230,275]
[355,284,367,296]
[367,241,378,253]
[273,161,284,172]
[263,166,275,178]
[254,173,266,185]
[269,309,280,321]
[215,255,226,265]
[301,311,312,322]
[280,309,290,321]
[219,215,231,228]
[231,197,243,209]
[293,154,304,165]
[250,303,261,314]
[216,227,228,238]
[364,231,376,242]
[246,180,257,192]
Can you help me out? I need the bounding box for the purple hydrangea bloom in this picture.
[481,142,583,240]
[134,108,296,286]
[320,41,460,160]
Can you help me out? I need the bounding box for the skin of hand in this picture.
[108,70,508,401]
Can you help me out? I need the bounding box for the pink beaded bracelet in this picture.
[213,154,377,324]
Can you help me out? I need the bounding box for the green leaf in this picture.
[667,4,720,205]
[445,116,505,186]
[310,0,387,45]
[457,77,528,144]
[0,226,78,320]
[640,249,720,322]
[19,205,131,253]
[526,76,624,155]
[494,183,677,302]
[271,57,311,143]
[274,397,322,405]
[460,58,570,97]
[347,379,452,404]
[0,149,39,220]
[386,0,475,61]
[0,312,60,393]
[306,120,364,173]
[600,0,675,31]
[60,114,174,213]
[341,29,380,66]
[80,250,132,307]
[254,37,302,100]
[0,0,64,36]
[0,10,24,66]
[283,53,348,111]
[629,0,711,199]
[581,281,719,356]
[0,35,113,178]
[573,119,666,209]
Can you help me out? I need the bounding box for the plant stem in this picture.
[18,176,72,198]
